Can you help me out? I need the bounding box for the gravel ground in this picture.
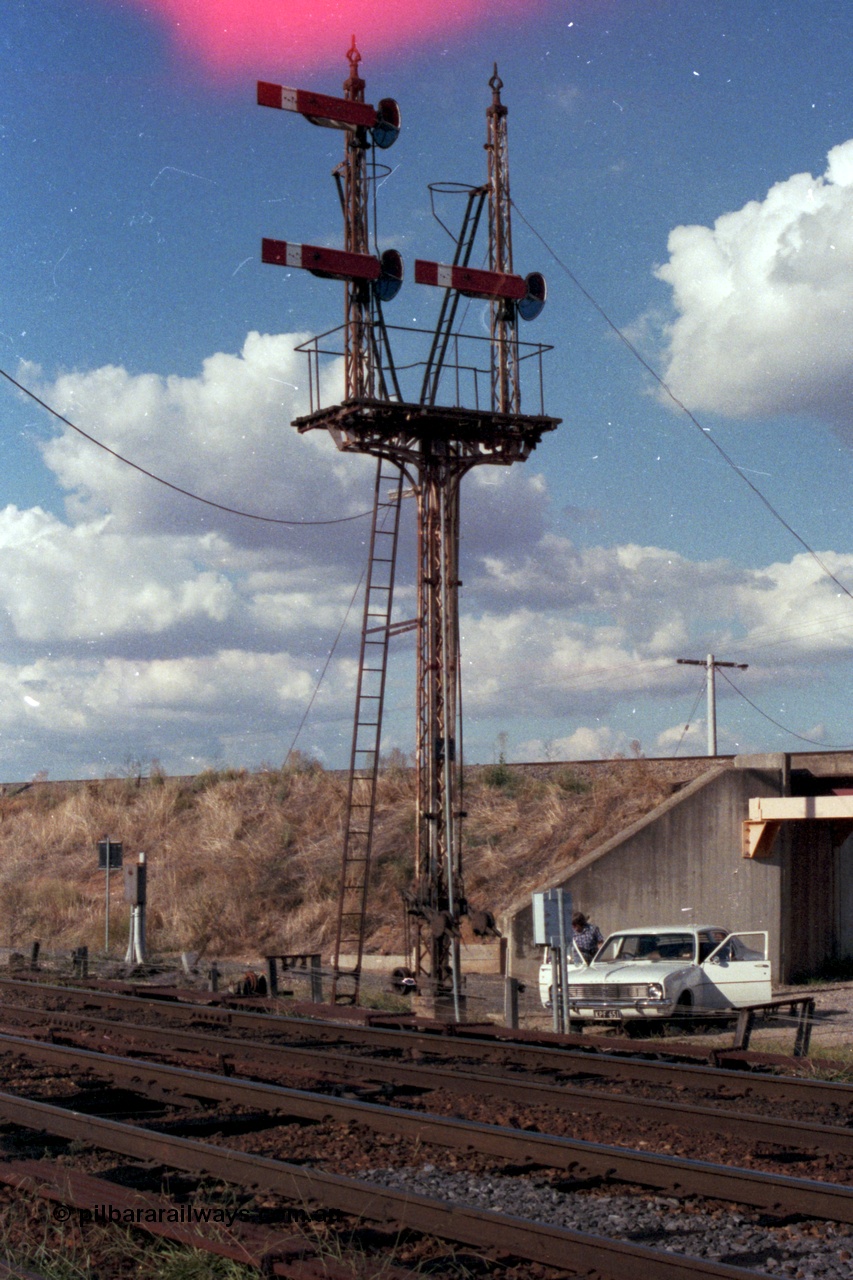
[348,974,853,1278]
[359,1168,853,1278]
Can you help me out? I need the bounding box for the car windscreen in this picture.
[596,933,696,963]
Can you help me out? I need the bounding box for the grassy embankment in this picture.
[0,755,707,962]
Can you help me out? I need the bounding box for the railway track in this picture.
[1,1005,852,1158]
[0,977,851,1277]
[0,976,846,1105]
[0,972,835,1095]
[0,1086,785,1280]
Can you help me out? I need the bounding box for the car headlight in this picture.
[647,982,664,1000]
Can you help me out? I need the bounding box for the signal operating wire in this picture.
[283,478,400,763]
[717,667,853,749]
[510,201,853,607]
[0,366,371,527]
[283,559,368,766]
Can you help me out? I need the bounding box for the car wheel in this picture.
[673,991,693,1024]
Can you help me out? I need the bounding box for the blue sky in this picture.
[1,0,852,779]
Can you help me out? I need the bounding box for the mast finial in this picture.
[344,36,365,100]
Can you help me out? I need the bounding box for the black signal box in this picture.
[97,840,123,870]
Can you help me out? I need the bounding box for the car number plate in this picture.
[592,1008,620,1019]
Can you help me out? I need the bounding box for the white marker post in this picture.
[532,887,574,1034]
[124,852,147,967]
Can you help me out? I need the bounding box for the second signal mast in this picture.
[258,43,560,1014]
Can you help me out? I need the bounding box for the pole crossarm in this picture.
[677,655,748,757]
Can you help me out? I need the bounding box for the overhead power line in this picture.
[735,608,853,654]
[511,201,853,607]
[673,675,707,757]
[717,667,852,750]
[0,366,371,528]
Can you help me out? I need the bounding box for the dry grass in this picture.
[0,756,710,961]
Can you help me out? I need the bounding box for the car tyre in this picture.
[673,991,693,1026]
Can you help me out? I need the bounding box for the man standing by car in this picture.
[572,912,604,964]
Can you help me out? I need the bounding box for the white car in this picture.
[539,925,771,1024]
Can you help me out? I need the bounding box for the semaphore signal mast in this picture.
[258,41,560,1016]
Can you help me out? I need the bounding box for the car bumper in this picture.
[570,1001,677,1020]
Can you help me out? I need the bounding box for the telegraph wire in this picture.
[511,201,853,607]
[735,612,853,655]
[0,366,371,527]
[717,667,852,749]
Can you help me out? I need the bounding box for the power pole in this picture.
[677,654,748,756]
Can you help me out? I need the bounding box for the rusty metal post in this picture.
[310,953,323,1003]
[794,997,815,1058]
[486,66,520,415]
[341,38,372,402]
[504,976,519,1029]
[413,449,464,1005]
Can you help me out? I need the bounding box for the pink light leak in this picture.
[116,0,547,77]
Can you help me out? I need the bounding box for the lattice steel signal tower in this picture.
[259,46,560,1013]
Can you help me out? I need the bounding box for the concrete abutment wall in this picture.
[499,753,853,986]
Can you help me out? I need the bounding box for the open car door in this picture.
[699,931,771,1009]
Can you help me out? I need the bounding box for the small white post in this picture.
[125,852,147,966]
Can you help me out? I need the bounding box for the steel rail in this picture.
[2,1012,851,1158]
[1,977,850,1109]
[0,1157,423,1280]
[0,1089,791,1279]
[0,1032,852,1223]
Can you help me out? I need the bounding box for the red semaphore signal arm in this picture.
[262,238,381,282]
[258,81,377,130]
[256,82,402,152]
[414,260,527,302]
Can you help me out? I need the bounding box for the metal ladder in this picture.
[331,458,405,1003]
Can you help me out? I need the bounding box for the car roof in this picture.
[605,925,726,935]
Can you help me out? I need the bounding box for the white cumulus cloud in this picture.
[1,328,851,779]
[655,139,853,436]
